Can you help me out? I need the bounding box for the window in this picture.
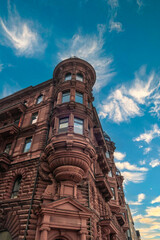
[24,100,27,106]
[14,117,20,126]
[36,95,43,104]
[76,73,83,82]
[62,91,70,103]
[106,151,110,158]
[11,176,22,199]
[65,73,71,81]
[88,99,91,108]
[4,143,12,154]
[75,92,83,104]
[74,118,83,134]
[23,137,32,153]
[111,187,115,200]
[59,118,69,133]
[108,167,113,177]
[31,112,38,124]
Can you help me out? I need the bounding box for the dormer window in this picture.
[65,73,72,81]
[62,91,70,103]
[75,92,83,104]
[76,73,83,82]
[36,95,43,104]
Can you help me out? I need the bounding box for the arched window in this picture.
[11,176,22,199]
[65,73,72,81]
[36,95,43,104]
[76,73,83,82]
[0,231,12,240]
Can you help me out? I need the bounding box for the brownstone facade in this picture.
[0,57,129,240]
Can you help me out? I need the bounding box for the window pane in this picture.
[24,137,32,153]
[59,118,69,133]
[4,143,12,154]
[31,112,38,124]
[14,118,20,126]
[65,73,71,81]
[74,118,83,134]
[62,91,70,103]
[106,151,110,158]
[76,73,83,82]
[37,95,43,104]
[11,176,22,199]
[75,92,83,104]
[0,231,12,240]
[111,187,115,200]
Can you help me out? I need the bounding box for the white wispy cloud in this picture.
[58,25,115,92]
[0,5,46,57]
[0,82,21,99]
[99,66,160,123]
[115,161,148,172]
[143,147,151,154]
[128,193,145,205]
[133,124,160,143]
[107,0,124,33]
[139,160,146,165]
[121,171,147,184]
[99,86,142,123]
[151,196,160,204]
[149,159,160,168]
[114,151,126,160]
[146,206,160,217]
[136,0,144,9]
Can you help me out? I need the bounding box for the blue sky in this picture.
[0,0,160,239]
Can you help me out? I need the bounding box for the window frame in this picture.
[75,91,83,104]
[31,112,38,124]
[76,73,83,82]
[36,94,43,104]
[58,117,69,133]
[62,91,70,103]
[11,175,22,199]
[111,187,116,200]
[23,137,32,153]
[64,73,72,81]
[74,117,83,134]
[4,143,12,154]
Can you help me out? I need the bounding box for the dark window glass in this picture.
[74,118,83,134]
[88,99,91,108]
[11,176,22,199]
[106,151,110,158]
[111,187,115,200]
[36,95,43,104]
[4,143,12,154]
[62,91,70,103]
[24,100,27,106]
[23,137,32,153]
[75,92,83,104]
[31,112,38,124]
[59,118,69,133]
[65,73,71,81]
[76,73,83,82]
[14,117,20,126]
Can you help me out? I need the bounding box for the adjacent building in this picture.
[0,57,130,240]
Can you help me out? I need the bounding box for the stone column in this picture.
[40,226,50,240]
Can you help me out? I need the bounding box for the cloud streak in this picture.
[128,193,145,205]
[133,124,160,143]
[99,66,160,123]
[114,151,126,160]
[0,5,46,57]
[58,25,115,92]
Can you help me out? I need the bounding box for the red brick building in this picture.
[0,57,129,240]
